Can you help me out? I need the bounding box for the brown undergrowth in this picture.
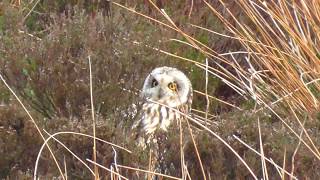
[0,1,319,179]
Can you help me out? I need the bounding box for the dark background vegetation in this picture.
[0,0,319,179]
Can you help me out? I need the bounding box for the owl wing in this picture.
[132,101,156,147]
[129,99,144,138]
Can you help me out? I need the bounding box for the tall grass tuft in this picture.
[205,0,320,114]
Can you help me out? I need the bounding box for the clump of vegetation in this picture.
[0,0,319,179]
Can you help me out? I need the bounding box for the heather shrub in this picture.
[0,1,319,179]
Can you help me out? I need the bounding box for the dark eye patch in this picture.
[151,79,158,87]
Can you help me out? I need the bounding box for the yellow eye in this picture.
[168,82,177,91]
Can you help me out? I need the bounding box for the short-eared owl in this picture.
[136,66,193,138]
[133,66,193,178]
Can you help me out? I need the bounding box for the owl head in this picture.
[141,66,192,107]
[139,66,193,134]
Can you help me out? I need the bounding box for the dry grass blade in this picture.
[148,149,153,180]
[185,117,206,180]
[88,56,99,178]
[258,118,269,180]
[291,123,304,179]
[282,148,287,180]
[63,155,68,180]
[179,116,186,179]
[205,58,210,126]
[194,90,243,110]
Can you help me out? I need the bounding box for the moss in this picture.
[25,13,42,32]
[196,32,210,45]
[240,98,256,110]
[0,15,4,33]
[0,85,10,103]
[308,84,320,99]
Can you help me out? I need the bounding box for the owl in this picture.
[132,66,193,178]
[136,66,193,137]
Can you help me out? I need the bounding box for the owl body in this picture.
[138,66,193,136]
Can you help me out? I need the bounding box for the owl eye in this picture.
[151,79,158,87]
[168,82,177,91]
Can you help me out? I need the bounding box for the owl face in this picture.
[141,67,192,108]
[139,67,193,134]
